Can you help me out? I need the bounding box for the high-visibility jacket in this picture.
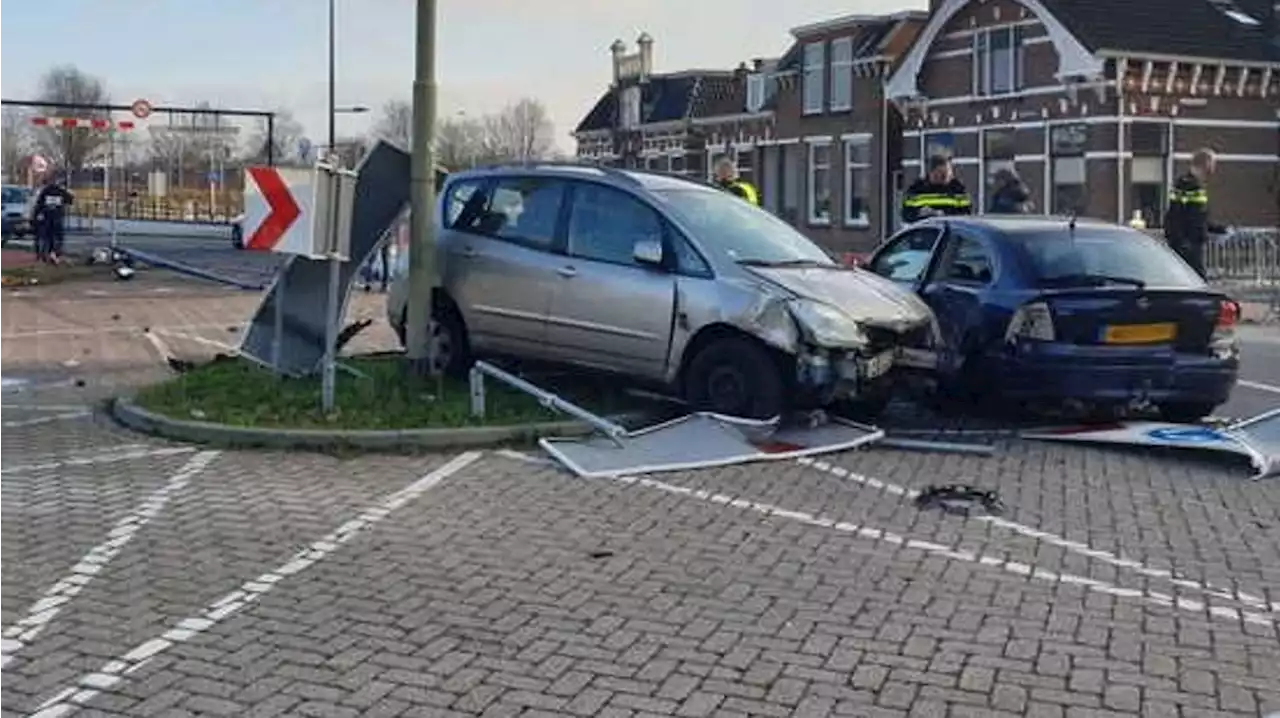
[1163,172,1224,249]
[716,178,760,206]
[901,177,971,224]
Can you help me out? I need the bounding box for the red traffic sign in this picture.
[244,167,302,251]
[130,99,153,119]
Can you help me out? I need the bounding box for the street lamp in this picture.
[335,106,370,115]
[405,0,438,377]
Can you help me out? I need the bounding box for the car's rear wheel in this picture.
[683,337,785,420]
[1158,401,1218,424]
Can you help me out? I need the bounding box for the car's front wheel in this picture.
[397,303,472,378]
[683,337,785,420]
[1158,401,1218,424]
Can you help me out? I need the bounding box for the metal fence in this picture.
[68,196,240,223]
[1203,228,1279,288]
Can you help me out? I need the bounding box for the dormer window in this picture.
[746,73,766,112]
[830,37,854,111]
[972,26,1024,96]
[802,42,825,114]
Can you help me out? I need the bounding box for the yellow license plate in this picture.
[1102,322,1176,344]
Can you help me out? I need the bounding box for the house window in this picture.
[807,141,833,224]
[983,128,1018,211]
[1130,123,1169,228]
[1049,123,1088,215]
[737,149,755,184]
[972,26,1023,96]
[746,73,765,113]
[803,42,825,114]
[830,38,854,111]
[844,137,871,227]
[670,154,686,175]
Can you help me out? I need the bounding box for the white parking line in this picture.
[2,447,198,475]
[0,451,220,669]
[1238,379,1280,395]
[29,450,482,717]
[796,457,1277,615]
[496,451,1275,627]
[2,411,92,429]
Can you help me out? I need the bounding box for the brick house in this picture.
[761,12,928,253]
[884,0,1280,229]
[572,35,775,184]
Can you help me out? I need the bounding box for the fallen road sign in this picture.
[243,166,308,255]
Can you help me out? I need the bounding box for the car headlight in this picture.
[788,299,868,348]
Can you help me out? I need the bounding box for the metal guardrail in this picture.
[1203,228,1279,288]
[68,198,240,224]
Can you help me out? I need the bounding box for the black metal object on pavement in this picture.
[115,246,268,291]
[913,484,1005,517]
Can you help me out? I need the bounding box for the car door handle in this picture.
[556,265,577,278]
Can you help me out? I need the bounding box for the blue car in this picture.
[865,215,1241,422]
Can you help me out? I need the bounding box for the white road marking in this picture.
[0,451,220,669]
[797,457,1276,615]
[1238,379,1280,395]
[151,329,237,353]
[499,451,1275,627]
[2,447,197,475]
[29,450,483,716]
[141,331,175,366]
[2,411,92,429]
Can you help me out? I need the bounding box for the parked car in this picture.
[2,184,34,245]
[864,215,1241,421]
[387,164,936,419]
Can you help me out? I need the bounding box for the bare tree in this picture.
[372,100,413,151]
[245,109,304,165]
[332,136,371,168]
[2,107,33,183]
[34,65,110,177]
[482,98,554,162]
[435,115,488,170]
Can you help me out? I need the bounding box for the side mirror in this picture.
[633,238,663,266]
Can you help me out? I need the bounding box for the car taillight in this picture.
[1004,301,1056,342]
[1213,299,1240,339]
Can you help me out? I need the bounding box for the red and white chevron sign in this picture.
[242,166,312,255]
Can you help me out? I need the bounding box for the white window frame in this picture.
[807,139,833,225]
[746,73,765,113]
[843,136,872,228]
[736,147,755,184]
[971,26,1022,97]
[802,42,825,115]
[829,37,854,111]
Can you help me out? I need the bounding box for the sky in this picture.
[1,0,925,153]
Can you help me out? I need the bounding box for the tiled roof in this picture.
[574,74,702,133]
[1039,0,1277,63]
[775,18,902,73]
[575,70,757,133]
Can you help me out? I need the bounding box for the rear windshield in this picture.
[1013,228,1205,288]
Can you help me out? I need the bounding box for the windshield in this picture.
[2,187,30,205]
[652,189,834,266]
[1015,228,1205,288]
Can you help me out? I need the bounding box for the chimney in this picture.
[734,61,750,80]
[637,32,654,81]
[610,38,626,85]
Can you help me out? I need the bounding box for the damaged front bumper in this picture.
[795,345,899,403]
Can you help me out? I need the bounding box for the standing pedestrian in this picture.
[33,174,75,264]
[987,168,1034,214]
[1163,148,1225,278]
[901,155,972,224]
[712,156,760,206]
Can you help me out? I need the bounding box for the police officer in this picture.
[901,154,971,224]
[712,156,760,206]
[1163,148,1226,278]
[33,173,75,264]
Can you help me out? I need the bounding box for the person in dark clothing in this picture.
[987,168,1034,214]
[901,155,971,224]
[33,175,74,263]
[1163,148,1226,278]
[712,156,760,206]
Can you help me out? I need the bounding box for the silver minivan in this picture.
[388,165,936,419]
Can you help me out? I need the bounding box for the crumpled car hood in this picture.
[745,265,935,331]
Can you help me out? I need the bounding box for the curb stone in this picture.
[111,396,640,452]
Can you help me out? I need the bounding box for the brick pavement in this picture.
[3,275,1279,717]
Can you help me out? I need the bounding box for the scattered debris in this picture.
[335,319,374,353]
[166,358,197,374]
[587,550,614,560]
[914,484,1005,516]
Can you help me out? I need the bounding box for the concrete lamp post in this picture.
[405,0,440,378]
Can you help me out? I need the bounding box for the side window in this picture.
[670,234,712,277]
[443,179,488,229]
[567,183,663,267]
[454,176,564,249]
[941,234,994,284]
[869,229,940,282]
